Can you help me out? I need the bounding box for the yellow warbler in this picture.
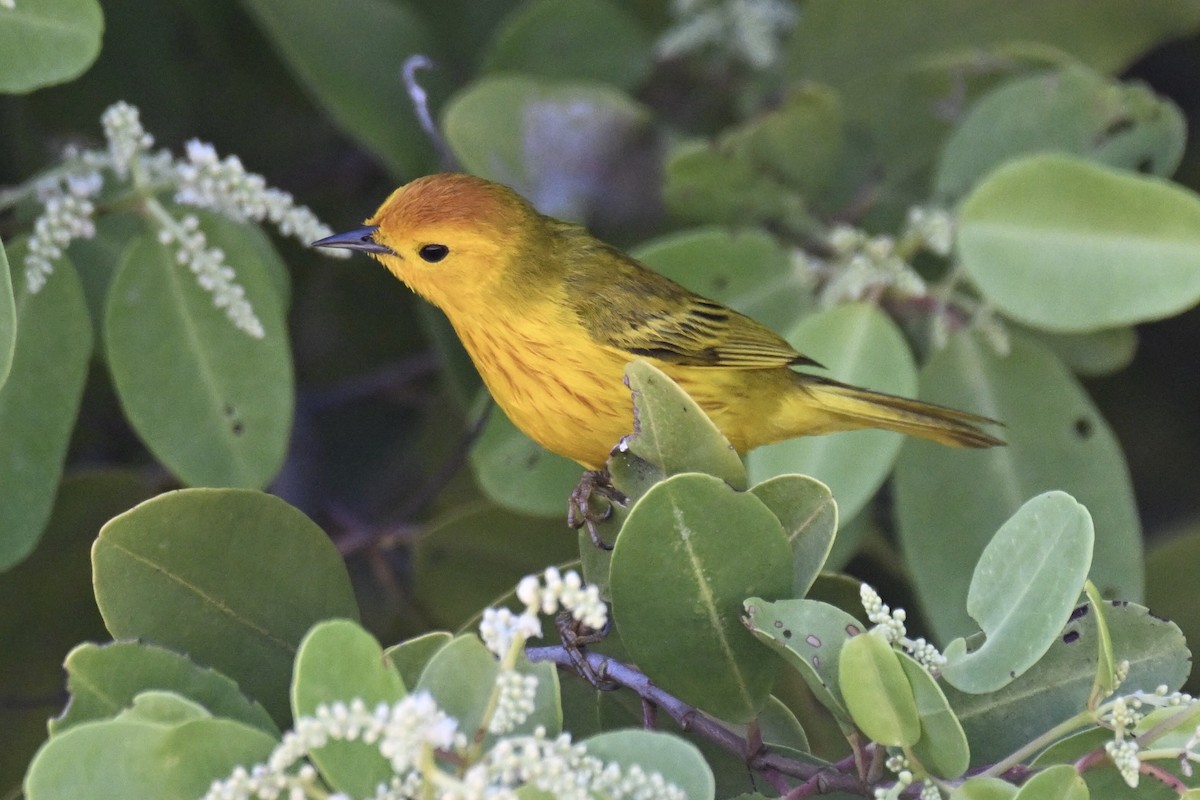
[315,173,1001,472]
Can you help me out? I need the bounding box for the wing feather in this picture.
[558,230,820,370]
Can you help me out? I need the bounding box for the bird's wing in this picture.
[562,238,820,370]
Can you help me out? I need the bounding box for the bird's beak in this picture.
[312,225,395,255]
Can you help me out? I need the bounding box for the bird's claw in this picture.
[568,470,626,550]
[557,611,617,690]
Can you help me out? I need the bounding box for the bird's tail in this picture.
[796,376,1004,448]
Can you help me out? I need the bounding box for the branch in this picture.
[525,645,872,797]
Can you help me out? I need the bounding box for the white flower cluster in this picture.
[1099,683,1199,788]
[488,669,540,735]
[480,567,607,659]
[487,728,688,800]
[17,100,343,338]
[860,583,946,673]
[818,224,928,307]
[175,140,344,252]
[905,206,955,258]
[24,172,100,291]
[205,699,688,800]
[656,0,798,70]
[156,214,264,338]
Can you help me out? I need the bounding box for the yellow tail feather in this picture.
[799,377,1004,448]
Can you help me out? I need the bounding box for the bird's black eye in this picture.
[419,244,449,263]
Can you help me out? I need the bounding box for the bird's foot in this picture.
[568,469,627,551]
[556,611,617,690]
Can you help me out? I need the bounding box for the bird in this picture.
[314,173,1001,504]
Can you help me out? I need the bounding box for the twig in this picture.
[525,645,872,796]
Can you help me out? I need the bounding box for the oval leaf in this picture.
[942,492,1094,693]
[958,154,1200,332]
[742,597,863,723]
[0,0,103,93]
[611,474,792,723]
[0,246,92,571]
[25,694,277,800]
[935,66,1185,200]
[944,601,1188,766]
[748,475,837,596]
[1013,764,1088,800]
[292,620,405,797]
[469,411,582,518]
[105,233,292,488]
[583,729,715,800]
[93,488,359,723]
[895,332,1142,642]
[52,641,277,737]
[898,653,969,778]
[747,302,917,523]
[838,632,920,747]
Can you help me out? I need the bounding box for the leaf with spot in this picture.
[104,226,292,488]
[744,597,864,725]
[944,601,1188,767]
[941,491,1094,694]
[92,488,359,724]
[610,474,792,723]
[895,332,1142,642]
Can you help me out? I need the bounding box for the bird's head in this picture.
[313,173,543,312]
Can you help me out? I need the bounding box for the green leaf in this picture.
[92,488,359,724]
[958,154,1200,332]
[0,0,103,93]
[583,729,715,800]
[24,693,277,800]
[104,232,292,488]
[416,635,561,741]
[747,302,917,523]
[469,409,582,518]
[238,0,437,178]
[52,641,278,737]
[613,360,745,490]
[384,632,453,690]
[743,597,861,722]
[944,601,1188,766]
[724,84,845,198]
[0,238,14,387]
[0,245,92,571]
[941,492,1094,693]
[443,75,657,226]
[631,227,814,336]
[951,777,1019,799]
[610,474,792,722]
[1082,581,1116,707]
[839,632,920,746]
[412,503,578,630]
[749,475,837,596]
[1013,764,1088,800]
[663,140,810,234]
[67,212,146,349]
[935,67,1185,200]
[292,620,405,798]
[898,653,969,778]
[895,332,1142,642]
[483,0,652,91]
